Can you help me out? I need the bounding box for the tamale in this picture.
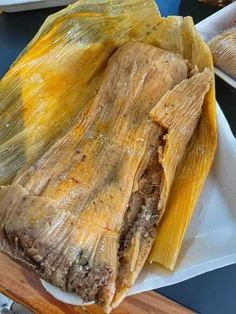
[209,28,236,80]
[0,41,212,311]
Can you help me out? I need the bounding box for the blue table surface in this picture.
[0,1,236,314]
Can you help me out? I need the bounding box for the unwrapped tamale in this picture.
[1,41,212,311]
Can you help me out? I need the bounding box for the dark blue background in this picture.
[0,1,235,313]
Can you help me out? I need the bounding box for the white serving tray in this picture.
[0,0,75,12]
[42,103,236,305]
[196,2,236,89]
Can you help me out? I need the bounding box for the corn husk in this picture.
[148,16,217,270]
[0,0,162,184]
[209,28,236,80]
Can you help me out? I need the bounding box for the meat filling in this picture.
[118,130,165,282]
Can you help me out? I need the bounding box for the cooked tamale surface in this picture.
[0,42,189,306]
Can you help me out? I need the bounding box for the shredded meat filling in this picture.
[118,130,165,272]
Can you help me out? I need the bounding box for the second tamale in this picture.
[209,28,236,80]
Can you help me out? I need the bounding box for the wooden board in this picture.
[0,253,194,313]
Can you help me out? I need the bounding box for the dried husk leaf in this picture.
[209,28,236,80]
[0,0,161,184]
[149,17,217,270]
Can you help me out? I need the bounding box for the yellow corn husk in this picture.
[209,28,236,80]
[0,0,161,184]
[149,17,217,270]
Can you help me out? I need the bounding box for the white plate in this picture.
[196,2,236,89]
[0,0,75,12]
[214,68,236,89]
[42,103,236,305]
